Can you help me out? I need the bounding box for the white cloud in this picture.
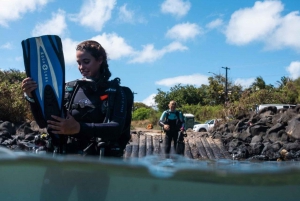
[62,38,79,66]
[62,33,134,65]
[266,11,300,51]
[0,0,49,27]
[129,41,187,63]
[117,4,146,24]
[161,0,191,18]
[0,42,12,49]
[225,1,300,51]
[141,94,157,107]
[71,0,116,32]
[155,74,208,87]
[234,78,255,89]
[129,44,160,63]
[91,33,134,60]
[166,22,202,41]
[31,9,67,37]
[206,18,223,29]
[118,4,134,23]
[286,61,300,80]
[62,33,186,65]
[225,1,282,45]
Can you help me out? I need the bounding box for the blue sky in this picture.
[1,0,300,106]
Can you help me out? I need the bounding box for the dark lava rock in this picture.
[210,105,300,161]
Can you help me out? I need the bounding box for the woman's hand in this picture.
[163,124,170,131]
[21,77,37,97]
[47,112,80,135]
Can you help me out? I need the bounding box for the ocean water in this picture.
[1,147,300,201]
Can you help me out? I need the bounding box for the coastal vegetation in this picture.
[0,69,31,122]
[1,69,300,127]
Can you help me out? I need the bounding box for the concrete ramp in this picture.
[124,131,232,160]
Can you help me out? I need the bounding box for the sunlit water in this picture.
[1,147,300,201]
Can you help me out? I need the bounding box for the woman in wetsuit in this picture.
[21,40,131,200]
[21,40,129,156]
[159,100,185,156]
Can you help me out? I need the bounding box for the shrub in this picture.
[132,107,152,120]
[0,69,33,122]
[179,104,224,123]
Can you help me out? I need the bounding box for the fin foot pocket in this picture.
[44,85,61,121]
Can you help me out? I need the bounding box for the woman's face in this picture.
[168,101,176,111]
[76,50,102,78]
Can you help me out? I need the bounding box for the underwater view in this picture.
[1,147,300,201]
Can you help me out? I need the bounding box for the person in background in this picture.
[158,100,184,156]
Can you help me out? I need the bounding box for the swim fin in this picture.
[21,35,65,125]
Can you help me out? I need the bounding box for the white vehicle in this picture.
[256,104,296,113]
[192,119,220,132]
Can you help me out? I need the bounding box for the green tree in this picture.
[154,89,170,111]
[276,76,291,89]
[167,84,202,106]
[0,69,26,83]
[251,76,266,91]
[280,81,299,104]
[207,74,239,104]
[198,84,210,105]
[154,84,204,111]
[207,76,224,105]
[229,84,243,102]
[293,77,300,86]
[132,107,153,120]
[0,69,32,122]
[180,104,224,122]
[133,102,150,111]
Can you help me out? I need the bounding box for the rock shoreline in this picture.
[210,105,300,161]
[1,105,300,161]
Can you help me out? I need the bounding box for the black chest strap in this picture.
[104,78,120,123]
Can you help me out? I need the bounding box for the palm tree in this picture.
[251,76,266,91]
[276,76,291,89]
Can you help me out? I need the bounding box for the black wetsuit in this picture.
[159,110,184,155]
[29,78,128,156]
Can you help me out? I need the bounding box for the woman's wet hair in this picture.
[76,40,111,81]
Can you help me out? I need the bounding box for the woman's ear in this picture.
[97,56,103,65]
